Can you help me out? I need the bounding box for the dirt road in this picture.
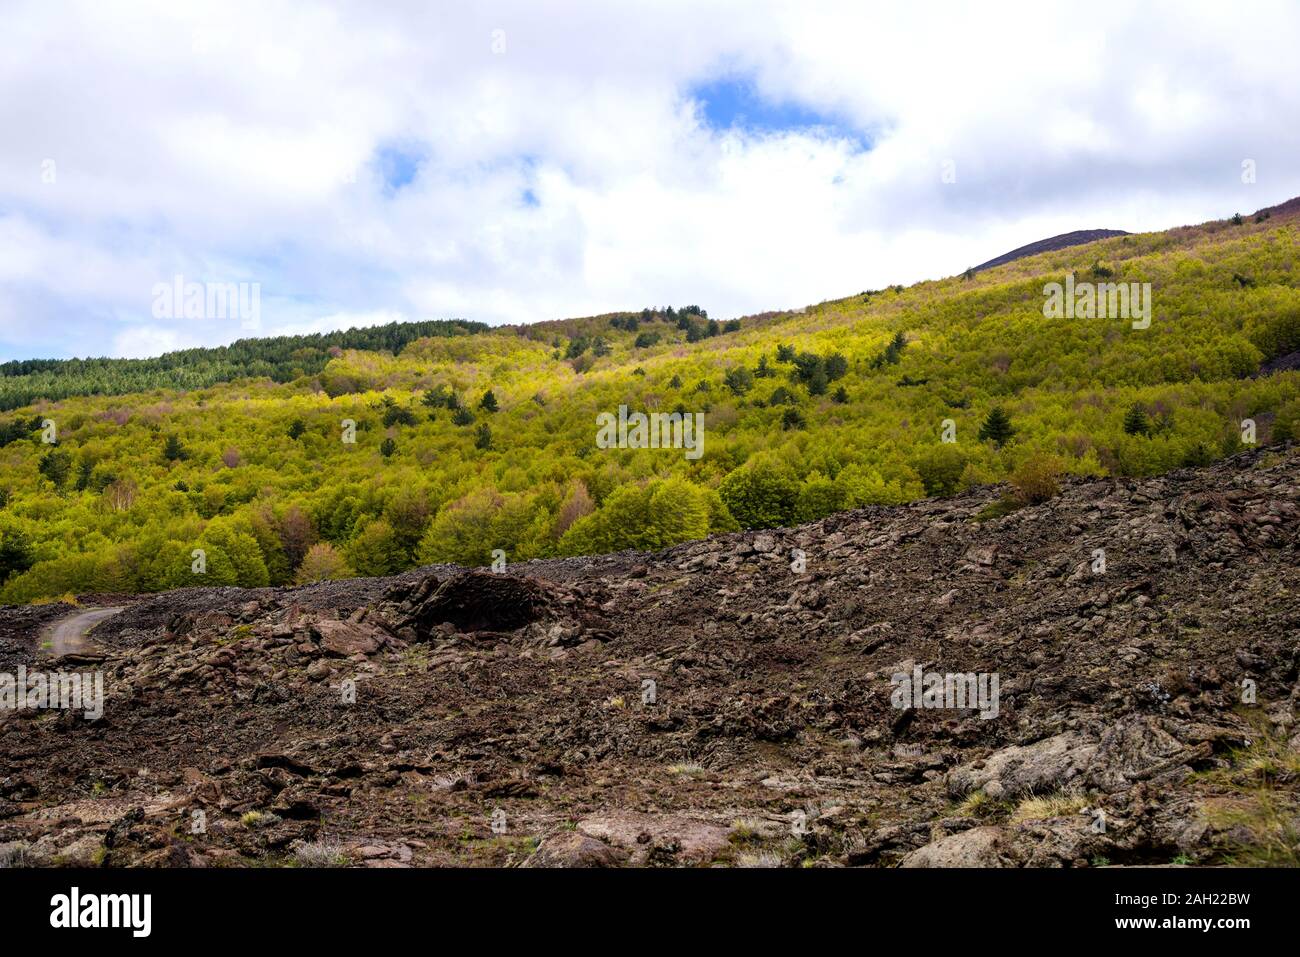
[40,606,124,657]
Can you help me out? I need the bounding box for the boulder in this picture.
[948,732,1096,799]
[901,826,1007,868]
[523,831,627,868]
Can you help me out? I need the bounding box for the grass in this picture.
[973,496,1024,523]
[1011,792,1089,824]
[0,843,29,868]
[954,790,1010,819]
[1196,720,1300,866]
[734,850,784,868]
[292,839,350,868]
[665,762,707,778]
[728,817,770,843]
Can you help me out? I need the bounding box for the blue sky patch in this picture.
[689,76,870,151]
[375,143,426,195]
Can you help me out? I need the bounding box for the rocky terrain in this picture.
[1,446,1298,868]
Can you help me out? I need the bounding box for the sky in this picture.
[1,0,1299,362]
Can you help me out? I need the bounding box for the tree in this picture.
[724,366,754,396]
[198,523,269,587]
[1123,404,1151,436]
[796,472,848,523]
[912,444,968,497]
[422,385,454,409]
[553,481,596,539]
[163,435,188,462]
[0,525,34,582]
[558,478,710,555]
[277,505,317,569]
[870,332,907,368]
[295,542,352,584]
[824,353,849,381]
[832,386,849,404]
[382,402,416,427]
[38,449,72,490]
[718,455,800,529]
[1010,453,1063,505]
[287,418,307,439]
[781,407,806,430]
[452,406,476,426]
[346,519,405,576]
[474,423,493,450]
[380,437,397,458]
[478,390,499,412]
[977,406,1015,447]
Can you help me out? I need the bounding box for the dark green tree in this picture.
[163,435,188,462]
[478,390,499,412]
[724,366,754,396]
[1122,404,1150,436]
[38,449,72,489]
[977,407,1015,447]
[0,526,34,582]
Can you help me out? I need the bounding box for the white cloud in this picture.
[2,0,1298,360]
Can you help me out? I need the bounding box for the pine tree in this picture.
[475,423,493,450]
[478,390,499,412]
[38,449,72,489]
[1123,404,1150,436]
[163,435,188,462]
[977,406,1015,447]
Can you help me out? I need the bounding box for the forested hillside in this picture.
[0,320,486,411]
[0,206,1297,602]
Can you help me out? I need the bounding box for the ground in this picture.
[1,446,1298,868]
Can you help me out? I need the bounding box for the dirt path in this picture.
[41,606,124,657]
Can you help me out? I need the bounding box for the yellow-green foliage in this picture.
[0,217,1298,601]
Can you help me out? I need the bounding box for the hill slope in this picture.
[2,446,1296,867]
[971,228,1131,272]
[0,201,1298,602]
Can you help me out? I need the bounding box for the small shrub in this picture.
[1009,453,1062,505]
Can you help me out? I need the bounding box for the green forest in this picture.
[1,209,1298,603]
